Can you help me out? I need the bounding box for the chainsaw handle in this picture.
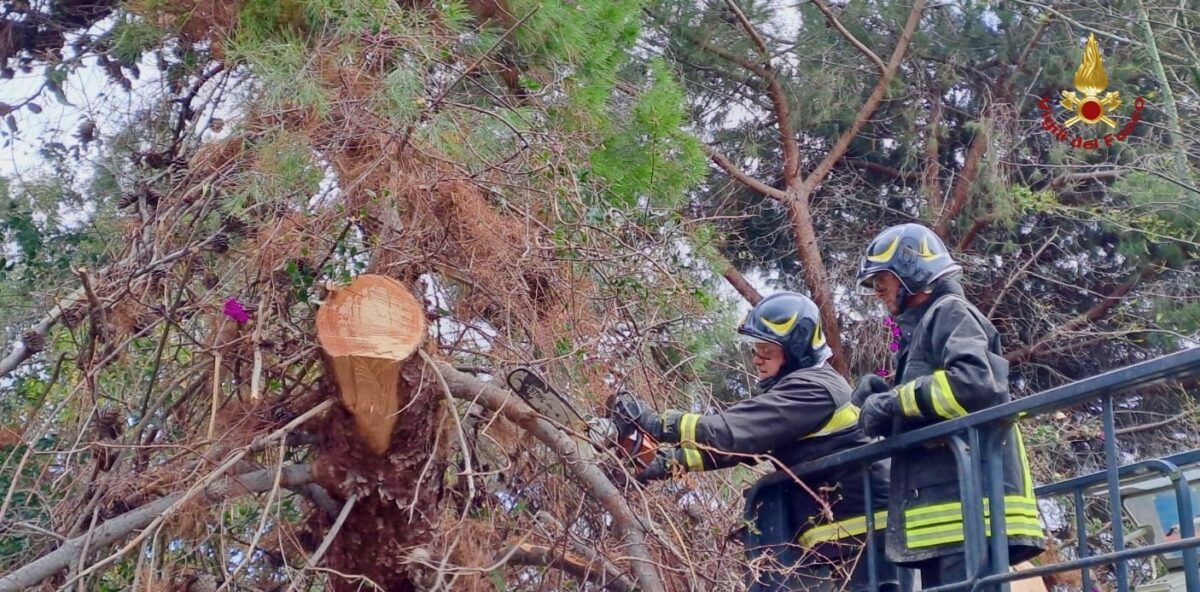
[623,430,659,470]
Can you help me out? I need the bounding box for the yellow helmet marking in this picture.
[811,321,826,348]
[918,236,944,261]
[867,236,899,263]
[762,311,798,336]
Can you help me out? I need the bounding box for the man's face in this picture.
[866,272,903,315]
[750,341,786,380]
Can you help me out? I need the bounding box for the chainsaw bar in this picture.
[506,367,657,470]
[506,367,587,431]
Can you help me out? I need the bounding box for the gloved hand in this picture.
[858,391,899,438]
[852,375,892,407]
[611,394,667,442]
[635,448,684,483]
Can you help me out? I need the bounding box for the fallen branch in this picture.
[500,542,637,592]
[433,361,665,592]
[0,465,314,592]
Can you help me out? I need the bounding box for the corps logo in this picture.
[1038,34,1144,151]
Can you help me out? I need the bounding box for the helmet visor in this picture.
[856,271,882,297]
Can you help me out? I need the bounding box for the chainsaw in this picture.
[505,367,658,470]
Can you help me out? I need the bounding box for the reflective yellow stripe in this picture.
[802,404,859,439]
[679,413,699,446]
[905,496,1039,529]
[1015,424,1034,497]
[867,236,900,262]
[930,370,968,419]
[898,382,920,418]
[797,510,889,547]
[679,414,703,471]
[905,496,1039,518]
[907,517,1044,548]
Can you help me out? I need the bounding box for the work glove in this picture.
[852,374,892,407]
[858,391,899,438]
[635,448,685,483]
[611,394,682,443]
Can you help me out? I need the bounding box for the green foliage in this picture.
[506,0,641,122]
[589,62,705,208]
[226,33,328,113]
[111,16,165,65]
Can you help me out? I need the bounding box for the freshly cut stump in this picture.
[316,274,426,454]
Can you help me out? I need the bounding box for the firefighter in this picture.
[853,222,1045,586]
[615,292,897,592]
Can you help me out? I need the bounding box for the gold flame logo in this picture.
[1060,34,1121,127]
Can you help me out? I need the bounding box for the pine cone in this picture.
[60,305,87,328]
[220,215,248,237]
[94,408,124,440]
[206,233,229,254]
[21,330,45,353]
[116,191,138,209]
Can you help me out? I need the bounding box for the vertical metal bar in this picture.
[1074,487,1092,592]
[1102,394,1128,591]
[1167,465,1199,592]
[986,426,1011,592]
[951,432,982,586]
[968,427,989,580]
[864,469,878,592]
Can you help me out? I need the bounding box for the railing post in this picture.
[986,424,1011,592]
[1166,463,1199,592]
[951,431,986,587]
[1102,395,1129,592]
[863,470,879,592]
[1073,487,1092,592]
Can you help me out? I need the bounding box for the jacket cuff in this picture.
[900,370,970,421]
[657,410,685,443]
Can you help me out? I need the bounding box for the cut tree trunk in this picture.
[316,274,426,454]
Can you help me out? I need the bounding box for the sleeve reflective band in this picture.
[929,370,968,419]
[797,510,889,547]
[802,404,860,439]
[897,382,921,418]
[679,413,704,471]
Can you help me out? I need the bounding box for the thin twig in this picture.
[418,350,476,514]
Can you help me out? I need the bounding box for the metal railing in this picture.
[789,347,1200,591]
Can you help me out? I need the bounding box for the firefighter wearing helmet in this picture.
[853,223,1045,585]
[615,292,896,591]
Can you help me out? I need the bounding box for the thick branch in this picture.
[706,147,788,201]
[0,289,85,380]
[1006,267,1155,365]
[784,0,926,376]
[934,124,987,237]
[956,214,997,251]
[722,0,769,58]
[719,257,763,304]
[0,466,313,592]
[658,9,801,184]
[433,362,664,592]
[500,542,637,592]
[810,0,886,74]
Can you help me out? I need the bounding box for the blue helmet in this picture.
[856,223,961,300]
[737,291,830,372]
